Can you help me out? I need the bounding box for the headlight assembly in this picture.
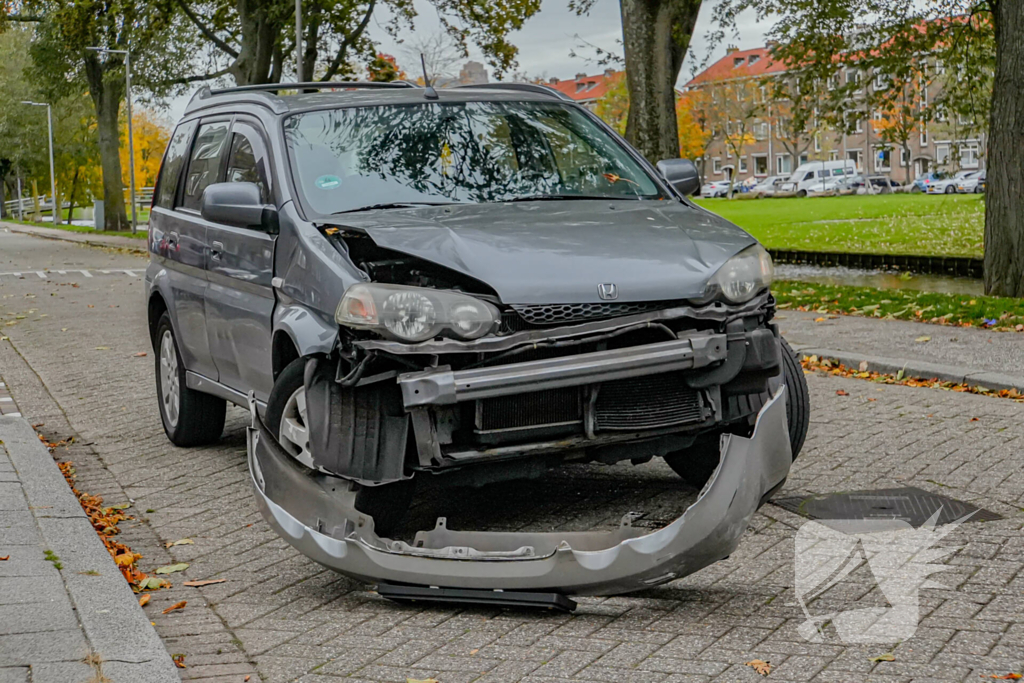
[336,283,500,342]
[693,244,774,304]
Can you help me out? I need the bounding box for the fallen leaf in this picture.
[107,502,131,510]
[162,601,187,614]
[1016,324,1024,332]
[870,653,895,662]
[859,360,869,372]
[0,555,9,561]
[915,336,931,343]
[138,594,151,607]
[814,317,826,322]
[470,648,479,655]
[836,389,849,396]
[183,579,226,587]
[133,352,147,357]
[406,679,439,683]
[245,677,251,682]
[164,539,194,548]
[172,653,186,668]
[137,576,171,590]
[987,674,1023,680]
[970,417,980,422]
[155,563,189,574]
[746,659,772,676]
[94,346,110,350]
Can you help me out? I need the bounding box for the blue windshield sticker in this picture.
[315,175,342,190]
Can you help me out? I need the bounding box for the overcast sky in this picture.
[166,0,771,121]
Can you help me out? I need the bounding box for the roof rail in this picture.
[206,80,417,96]
[454,82,573,101]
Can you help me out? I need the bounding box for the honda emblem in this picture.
[597,283,618,300]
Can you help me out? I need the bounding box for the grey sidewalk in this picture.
[0,221,147,254]
[0,414,179,683]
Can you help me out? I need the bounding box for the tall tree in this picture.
[714,0,1019,296]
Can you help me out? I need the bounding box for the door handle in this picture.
[210,241,224,260]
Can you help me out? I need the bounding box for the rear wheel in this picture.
[154,313,226,446]
[664,337,809,488]
[265,358,414,537]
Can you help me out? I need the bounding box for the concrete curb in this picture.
[0,221,147,255]
[793,345,1024,393]
[0,416,179,682]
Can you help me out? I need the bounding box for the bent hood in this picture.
[332,200,756,304]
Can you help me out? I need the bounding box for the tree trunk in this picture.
[619,0,702,162]
[85,55,129,231]
[984,0,1024,296]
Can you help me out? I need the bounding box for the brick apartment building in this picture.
[546,69,621,110]
[684,45,986,185]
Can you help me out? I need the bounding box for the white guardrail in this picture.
[2,188,154,218]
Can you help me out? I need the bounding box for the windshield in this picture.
[284,100,664,215]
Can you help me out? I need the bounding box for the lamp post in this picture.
[20,101,58,226]
[86,46,137,233]
[295,0,303,81]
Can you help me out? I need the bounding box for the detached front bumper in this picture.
[247,386,792,596]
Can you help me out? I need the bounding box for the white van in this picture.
[779,160,858,197]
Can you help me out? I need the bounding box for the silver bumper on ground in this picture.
[397,333,727,408]
[246,386,792,597]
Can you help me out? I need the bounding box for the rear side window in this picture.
[154,120,197,209]
[182,121,230,211]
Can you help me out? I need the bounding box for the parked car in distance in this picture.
[956,170,986,193]
[145,80,809,597]
[752,175,789,197]
[927,174,966,194]
[700,180,732,198]
[778,160,858,198]
[910,171,948,193]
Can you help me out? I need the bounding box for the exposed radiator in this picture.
[594,373,707,431]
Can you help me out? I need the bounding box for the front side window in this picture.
[225,122,271,204]
[284,101,664,216]
[182,121,230,211]
[154,120,197,209]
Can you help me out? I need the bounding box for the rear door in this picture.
[149,119,223,380]
[203,118,277,400]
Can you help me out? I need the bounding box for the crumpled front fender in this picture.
[246,387,792,596]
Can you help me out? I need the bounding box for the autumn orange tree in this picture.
[119,109,170,189]
[676,90,714,173]
[595,71,629,135]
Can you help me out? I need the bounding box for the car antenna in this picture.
[420,54,439,100]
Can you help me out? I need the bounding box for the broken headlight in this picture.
[336,283,500,342]
[692,244,774,305]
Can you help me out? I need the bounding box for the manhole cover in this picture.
[773,486,1002,527]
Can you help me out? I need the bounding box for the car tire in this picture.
[154,312,226,447]
[945,185,956,194]
[911,185,922,193]
[796,189,807,198]
[663,338,809,489]
[265,358,414,537]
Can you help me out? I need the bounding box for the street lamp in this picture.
[20,101,58,226]
[86,46,137,233]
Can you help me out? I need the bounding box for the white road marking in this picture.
[0,268,138,281]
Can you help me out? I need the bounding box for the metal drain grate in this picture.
[773,486,1003,527]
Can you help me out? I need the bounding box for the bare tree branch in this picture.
[173,0,239,59]
[321,0,375,80]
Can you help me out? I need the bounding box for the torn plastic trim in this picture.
[246,386,791,596]
[351,292,773,355]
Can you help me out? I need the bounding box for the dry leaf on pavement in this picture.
[746,659,771,676]
[183,579,226,587]
[138,594,150,607]
[172,653,186,668]
[0,556,9,561]
[155,563,189,574]
[870,653,895,662]
[915,336,931,343]
[164,539,194,548]
[987,675,1023,680]
[163,601,187,614]
[406,679,439,683]
[859,360,869,372]
[836,389,849,396]
[133,352,147,357]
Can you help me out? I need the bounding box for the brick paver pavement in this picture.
[1,228,1022,682]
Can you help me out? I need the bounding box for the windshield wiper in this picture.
[333,201,457,215]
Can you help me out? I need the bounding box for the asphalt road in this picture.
[1,227,1022,683]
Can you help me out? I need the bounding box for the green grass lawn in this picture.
[0,217,147,240]
[695,194,984,258]
[773,280,1024,331]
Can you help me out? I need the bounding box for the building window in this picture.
[829,150,839,161]
[777,154,792,175]
[753,155,769,176]
[854,117,864,133]
[920,129,928,146]
[575,82,586,93]
[847,69,861,86]
[734,57,745,68]
[713,157,722,174]
[814,133,822,152]
[749,54,761,66]
[961,143,980,168]
[739,156,749,174]
[900,147,909,167]
[874,72,888,90]
[958,112,972,126]
[875,147,892,172]
[934,59,945,75]
[799,154,809,165]
[936,144,950,165]
[935,106,948,122]
[847,149,862,171]
[754,121,769,140]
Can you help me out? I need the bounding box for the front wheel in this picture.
[265,358,414,537]
[796,189,807,198]
[154,313,226,446]
[664,338,809,488]
[945,185,956,194]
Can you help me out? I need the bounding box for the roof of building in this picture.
[685,46,789,87]
[546,70,621,102]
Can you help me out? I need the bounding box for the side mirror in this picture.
[201,182,278,234]
[656,158,701,196]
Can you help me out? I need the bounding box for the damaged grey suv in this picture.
[146,81,809,601]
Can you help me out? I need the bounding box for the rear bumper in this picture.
[398,334,727,408]
[246,386,792,596]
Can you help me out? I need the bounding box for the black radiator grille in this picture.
[595,373,706,431]
[509,301,681,326]
[477,387,581,432]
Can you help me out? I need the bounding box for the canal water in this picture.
[775,264,985,295]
